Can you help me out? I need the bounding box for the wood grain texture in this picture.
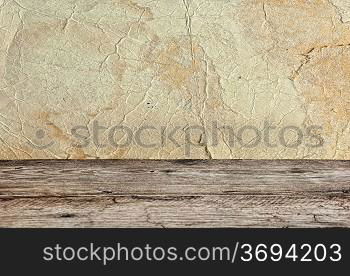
[0,160,349,228]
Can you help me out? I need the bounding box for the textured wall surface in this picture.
[0,0,349,159]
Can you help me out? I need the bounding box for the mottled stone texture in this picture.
[0,0,349,159]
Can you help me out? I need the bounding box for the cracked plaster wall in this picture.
[0,0,349,159]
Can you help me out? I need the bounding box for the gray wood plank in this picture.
[0,160,349,228]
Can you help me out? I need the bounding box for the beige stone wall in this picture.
[0,0,349,159]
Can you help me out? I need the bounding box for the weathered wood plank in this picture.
[0,160,349,228]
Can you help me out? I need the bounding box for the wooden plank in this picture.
[0,160,349,228]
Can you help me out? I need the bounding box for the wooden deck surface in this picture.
[0,160,349,228]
